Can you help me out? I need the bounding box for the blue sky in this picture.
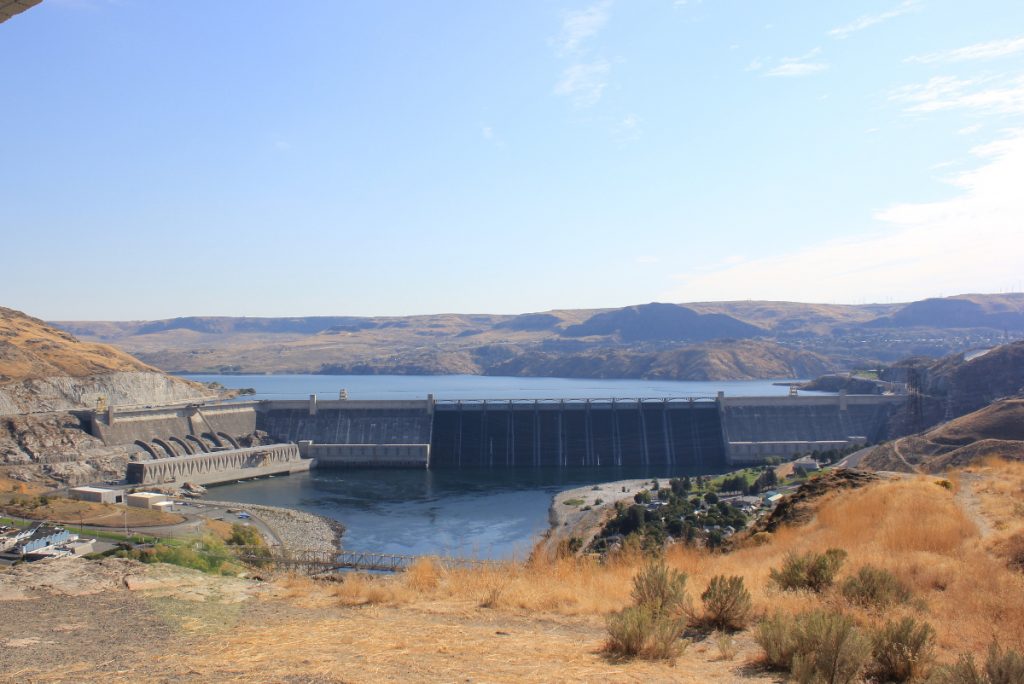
[2,0,1023,319]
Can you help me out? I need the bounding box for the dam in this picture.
[86,390,904,484]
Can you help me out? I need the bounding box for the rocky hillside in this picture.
[0,307,208,414]
[880,341,1024,437]
[859,398,1024,473]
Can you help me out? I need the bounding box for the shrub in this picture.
[605,605,688,660]
[790,611,871,684]
[631,559,690,616]
[931,641,1024,684]
[227,523,264,547]
[871,617,936,682]
[756,610,871,684]
[769,548,848,592]
[604,560,690,661]
[756,612,799,669]
[842,565,912,608]
[696,575,752,631]
[714,630,738,661]
[985,641,1024,684]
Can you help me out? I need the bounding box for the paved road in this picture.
[2,500,283,548]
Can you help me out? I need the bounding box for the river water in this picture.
[194,374,818,558]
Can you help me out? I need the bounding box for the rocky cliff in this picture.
[0,307,207,415]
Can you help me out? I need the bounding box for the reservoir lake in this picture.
[191,374,821,558]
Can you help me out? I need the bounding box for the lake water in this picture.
[208,465,723,560]
[195,374,820,558]
[184,373,811,401]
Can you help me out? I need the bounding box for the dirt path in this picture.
[955,472,992,538]
[892,438,922,474]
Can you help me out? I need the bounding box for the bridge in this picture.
[230,546,500,574]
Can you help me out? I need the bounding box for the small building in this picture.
[763,491,784,506]
[14,525,71,554]
[126,492,169,509]
[793,457,821,475]
[70,486,123,504]
[152,500,176,513]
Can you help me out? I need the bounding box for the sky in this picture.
[2,0,1023,320]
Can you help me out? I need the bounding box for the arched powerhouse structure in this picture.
[126,444,306,486]
[92,392,903,483]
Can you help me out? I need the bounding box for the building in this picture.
[793,457,821,475]
[70,486,123,504]
[14,525,71,554]
[126,492,168,509]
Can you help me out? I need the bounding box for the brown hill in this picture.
[0,307,158,381]
[52,293,1020,379]
[859,398,1024,473]
[0,307,207,414]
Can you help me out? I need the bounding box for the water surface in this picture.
[209,465,724,559]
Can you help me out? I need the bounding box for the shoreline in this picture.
[202,499,344,554]
[543,477,665,556]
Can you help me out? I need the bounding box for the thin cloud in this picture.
[891,75,1024,115]
[828,0,920,40]
[665,131,1024,304]
[554,60,611,107]
[906,36,1024,64]
[765,48,828,77]
[556,1,612,54]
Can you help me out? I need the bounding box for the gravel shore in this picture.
[202,500,344,553]
[543,477,663,556]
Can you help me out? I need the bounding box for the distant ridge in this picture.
[561,303,763,342]
[52,293,1024,380]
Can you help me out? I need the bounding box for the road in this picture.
[1,500,283,549]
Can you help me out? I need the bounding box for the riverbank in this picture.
[543,478,662,556]
[202,499,344,553]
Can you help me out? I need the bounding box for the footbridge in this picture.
[231,546,500,574]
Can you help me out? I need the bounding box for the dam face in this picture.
[430,400,725,469]
[90,392,904,476]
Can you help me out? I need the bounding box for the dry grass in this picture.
[16,461,1024,682]
[266,470,1024,661]
[1,495,184,527]
[255,468,1024,669]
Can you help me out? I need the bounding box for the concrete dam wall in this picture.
[91,393,904,476]
[720,394,903,463]
[256,399,433,445]
[430,400,726,468]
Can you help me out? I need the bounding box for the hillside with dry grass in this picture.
[862,398,1024,473]
[3,460,1023,682]
[0,307,207,414]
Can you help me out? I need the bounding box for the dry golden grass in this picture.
[1,495,184,527]
[17,462,1023,682]
[259,468,1024,665]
